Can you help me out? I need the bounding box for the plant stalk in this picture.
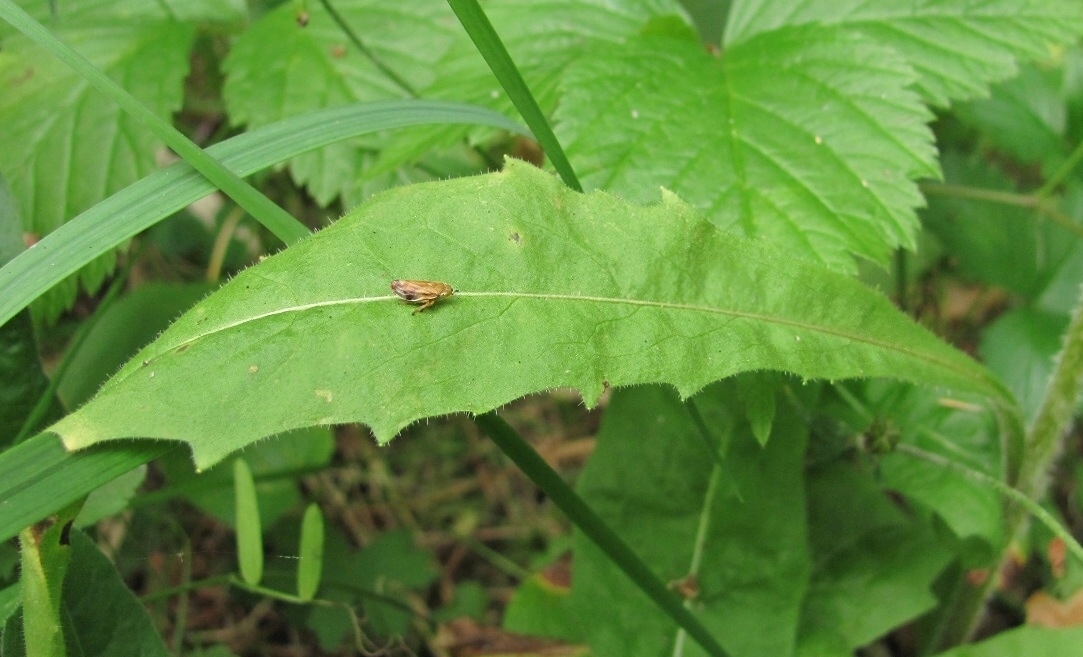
[937,282,1083,649]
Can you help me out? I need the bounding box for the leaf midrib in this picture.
[134,291,987,389]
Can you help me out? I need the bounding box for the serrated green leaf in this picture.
[52,160,1009,469]
[297,503,324,601]
[724,0,1081,107]
[571,384,808,657]
[367,0,685,179]
[558,26,937,271]
[371,2,1078,271]
[234,458,263,586]
[0,16,196,321]
[222,0,461,205]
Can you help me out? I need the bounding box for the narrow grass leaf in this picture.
[446,0,581,191]
[0,434,176,543]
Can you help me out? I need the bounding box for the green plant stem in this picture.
[460,534,532,580]
[142,570,418,633]
[19,501,82,657]
[897,444,1083,566]
[937,282,1083,648]
[685,397,721,458]
[1018,281,1083,502]
[686,398,745,501]
[446,0,582,192]
[242,577,374,650]
[152,575,365,651]
[136,573,224,603]
[205,206,247,282]
[474,412,729,657]
[0,0,310,245]
[920,181,1083,241]
[1038,136,1083,197]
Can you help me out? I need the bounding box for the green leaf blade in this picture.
[0,433,175,544]
[570,384,809,657]
[234,458,263,586]
[297,503,325,601]
[61,530,171,657]
[53,161,1008,469]
[222,0,460,205]
[366,0,686,179]
[558,27,937,271]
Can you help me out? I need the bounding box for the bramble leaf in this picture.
[0,2,239,320]
[221,0,464,206]
[557,26,937,271]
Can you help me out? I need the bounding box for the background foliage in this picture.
[2,1,1083,656]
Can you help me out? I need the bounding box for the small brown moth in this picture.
[391,279,454,313]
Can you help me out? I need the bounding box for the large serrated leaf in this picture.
[367,0,687,180]
[557,26,937,272]
[222,0,462,205]
[0,14,197,320]
[53,160,1008,469]
[570,384,809,657]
